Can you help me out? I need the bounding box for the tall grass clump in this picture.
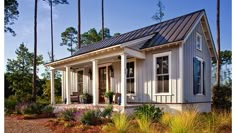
[198,110,232,132]
[161,110,198,133]
[136,115,155,133]
[111,113,131,133]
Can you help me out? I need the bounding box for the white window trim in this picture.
[76,68,85,94]
[126,58,137,96]
[98,63,111,92]
[153,52,172,96]
[196,32,202,51]
[195,56,204,95]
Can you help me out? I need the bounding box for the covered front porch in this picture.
[49,46,145,111]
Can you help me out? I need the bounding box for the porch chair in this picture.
[70,92,80,103]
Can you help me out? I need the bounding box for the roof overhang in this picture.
[183,12,217,61]
[45,45,121,67]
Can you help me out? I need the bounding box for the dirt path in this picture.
[5,116,53,133]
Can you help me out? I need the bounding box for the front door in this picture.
[99,67,107,103]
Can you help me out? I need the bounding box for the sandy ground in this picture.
[4,116,52,133]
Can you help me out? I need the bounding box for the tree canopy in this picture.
[60,27,78,55]
[61,27,119,54]
[4,0,19,36]
[152,0,165,22]
[6,43,43,101]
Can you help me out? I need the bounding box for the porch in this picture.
[52,103,142,114]
[49,46,146,112]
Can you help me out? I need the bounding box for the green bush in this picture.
[36,96,50,106]
[60,108,77,121]
[134,104,163,122]
[55,96,62,104]
[212,85,231,110]
[80,109,101,125]
[42,105,54,114]
[101,105,113,118]
[21,102,44,114]
[4,95,17,114]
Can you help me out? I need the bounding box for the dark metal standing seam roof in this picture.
[72,9,204,56]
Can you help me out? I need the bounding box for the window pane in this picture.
[164,75,169,92]
[78,83,83,94]
[157,76,163,93]
[162,56,168,74]
[78,71,83,82]
[156,57,162,74]
[127,62,134,77]
[127,78,134,94]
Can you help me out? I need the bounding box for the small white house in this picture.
[45,9,217,113]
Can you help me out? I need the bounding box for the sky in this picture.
[4,0,232,77]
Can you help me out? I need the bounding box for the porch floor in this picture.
[53,103,142,114]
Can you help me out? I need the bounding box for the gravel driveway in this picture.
[5,117,52,133]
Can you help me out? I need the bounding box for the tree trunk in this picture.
[33,0,38,102]
[50,0,54,62]
[216,0,221,87]
[101,0,104,40]
[78,0,81,49]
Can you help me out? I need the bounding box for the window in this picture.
[196,32,202,51]
[153,52,171,95]
[77,70,83,94]
[127,61,135,94]
[193,57,205,95]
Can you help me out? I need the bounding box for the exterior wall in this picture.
[141,46,180,103]
[183,22,212,103]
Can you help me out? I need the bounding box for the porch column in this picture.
[92,60,98,105]
[61,71,65,103]
[66,66,71,104]
[50,69,55,104]
[121,53,127,106]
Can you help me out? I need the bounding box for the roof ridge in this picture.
[76,9,205,51]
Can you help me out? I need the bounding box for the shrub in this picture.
[42,105,54,114]
[101,105,113,118]
[112,113,131,133]
[4,95,17,114]
[21,102,44,114]
[134,104,163,122]
[55,96,62,104]
[212,85,231,110]
[161,110,198,133]
[60,108,77,121]
[36,96,50,106]
[80,109,101,125]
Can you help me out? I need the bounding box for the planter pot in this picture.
[109,96,113,104]
[117,96,121,105]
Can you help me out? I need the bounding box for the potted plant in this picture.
[79,94,86,103]
[104,91,114,104]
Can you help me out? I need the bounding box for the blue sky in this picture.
[4,0,232,76]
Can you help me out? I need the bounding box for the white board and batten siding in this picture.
[139,46,180,103]
[183,22,212,103]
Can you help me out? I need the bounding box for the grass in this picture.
[136,115,155,133]
[103,113,132,133]
[160,110,232,133]
[160,110,197,133]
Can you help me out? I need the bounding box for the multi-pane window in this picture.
[127,62,135,94]
[155,56,169,93]
[193,57,205,95]
[77,70,83,94]
[196,33,202,51]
